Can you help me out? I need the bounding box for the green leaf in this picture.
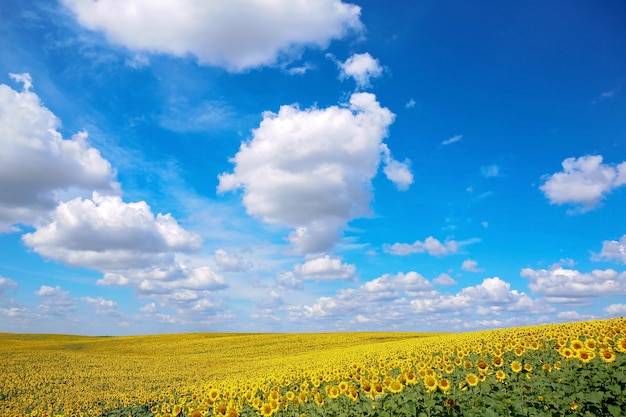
[608,404,622,417]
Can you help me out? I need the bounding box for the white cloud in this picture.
[286,63,315,76]
[276,271,304,290]
[0,276,18,296]
[337,52,383,88]
[294,255,356,281]
[214,249,253,272]
[218,93,398,254]
[362,271,433,297]
[556,310,587,321]
[98,264,229,321]
[82,296,118,314]
[99,265,228,294]
[433,273,457,286]
[442,134,462,146]
[405,99,416,109]
[380,144,414,191]
[62,0,363,71]
[605,304,626,316]
[257,290,284,309]
[22,193,202,270]
[592,235,626,264]
[0,75,119,231]
[540,155,626,212]
[35,285,77,315]
[385,236,458,256]
[288,272,542,331]
[461,259,482,272]
[9,73,33,90]
[411,277,540,315]
[521,266,626,304]
[290,271,434,324]
[481,164,500,178]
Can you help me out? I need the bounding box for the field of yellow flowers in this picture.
[2,318,625,417]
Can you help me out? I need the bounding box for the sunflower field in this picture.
[2,318,625,417]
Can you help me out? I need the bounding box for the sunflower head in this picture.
[465,373,479,387]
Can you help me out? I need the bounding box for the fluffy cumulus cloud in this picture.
[294,255,356,281]
[380,144,413,191]
[0,74,119,231]
[521,266,626,305]
[81,296,118,315]
[98,264,228,315]
[35,285,77,316]
[288,272,543,330]
[0,74,230,327]
[337,52,383,88]
[61,0,363,71]
[218,93,410,253]
[593,235,626,264]
[461,259,482,272]
[294,271,433,322]
[385,236,458,256]
[411,277,540,316]
[433,273,456,286]
[540,155,626,212]
[362,272,433,298]
[605,304,626,316]
[213,249,253,272]
[22,193,202,270]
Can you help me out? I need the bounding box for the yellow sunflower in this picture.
[465,373,479,387]
[438,378,451,393]
[423,376,437,392]
[495,370,507,382]
[388,380,404,394]
[492,356,504,368]
[577,349,595,364]
[600,348,616,363]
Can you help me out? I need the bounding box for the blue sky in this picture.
[1,0,625,335]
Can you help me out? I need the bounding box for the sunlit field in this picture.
[2,319,625,417]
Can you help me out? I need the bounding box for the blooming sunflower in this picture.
[585,338,597,350]
[495,370,507,382]
[326,385,339,399]
[260,403,273,417]
[577,349,595,364]
[492,356,504,368]
[438,378,451,393]
[388,380,404,394]
[423,376,437,392]
[465,373,479,387]
[600,348,616,363]
[510,360,522,373]
[405,371,418,385]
